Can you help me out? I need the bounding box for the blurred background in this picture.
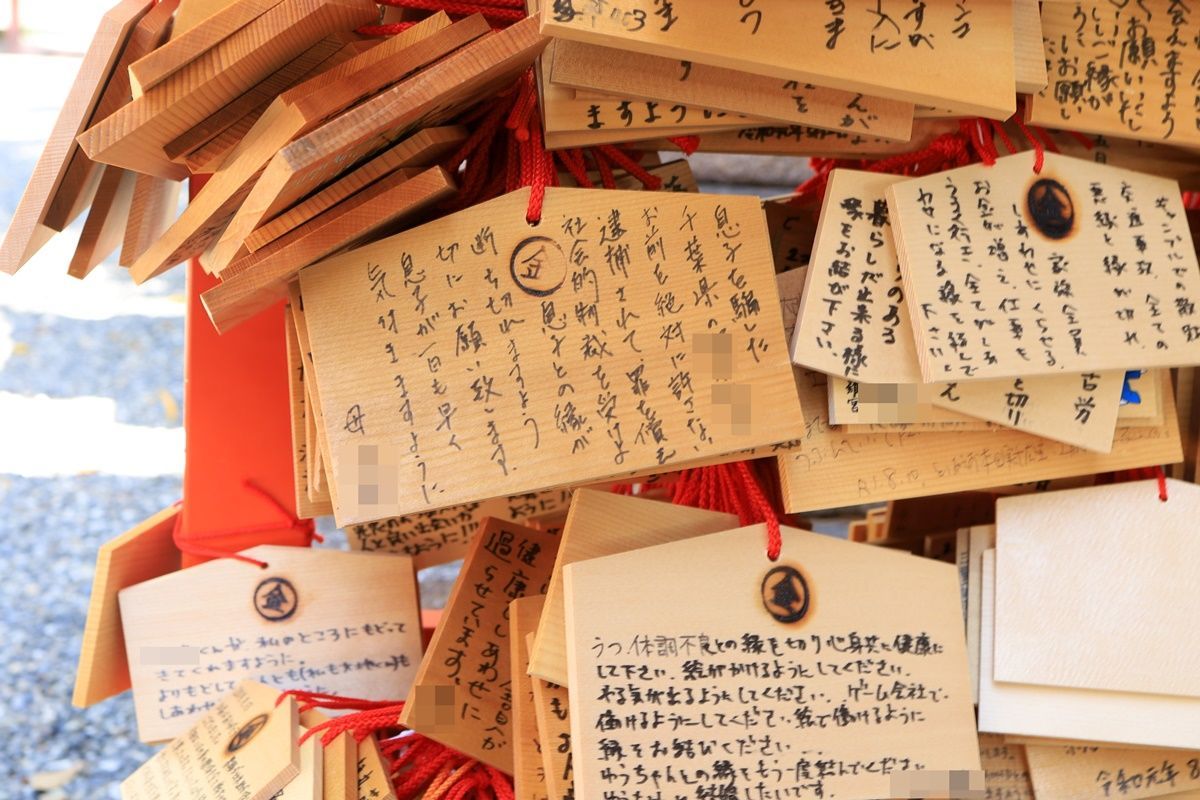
[0,5,807,797]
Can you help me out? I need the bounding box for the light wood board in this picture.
[122,681,299,800]
[286,307,334,518]
[203,166,455,332]
[978,550,1200,750]
[531,676,573,800]
[779,369,1182,512]
[889,152,1200,381]
[120,174,182,266]
[549,37,915,137]
[72,504,181,708]
[1030,2,1200,148]
[541,0,1016,118]
[399,518,562,772]
[565,525,982,800]
[68,166,137,279]
[1025,742,1200,800]
[0,0,151,275]
[994,480,1200,698]
[299,187,804,525]
[528,489,735,687]
[511,597,550,800]
[119,546,423,742]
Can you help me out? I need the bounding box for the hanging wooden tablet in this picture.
[299,186,803,526]
[978,734,1035,800]
[73,505,182,708]
[511,597,550,800]
[1012,0,1046,94]
[994,480,1200,698]
[243,126,468,253]
[531,676,573,800]
[1029,2,1200,149]
[122,681,299,800]
[207,15,546,276]
[202,166,456,332]
[966,524,996,706]
[119,546,423,742]
[45,0,178,232]
[1024,743,1200,800]
[400,518,561,772]
[129,0,292,94]
[826,376,986,426]
[527,489,735,687]
[78,0,378,179]
[288,284,336,509]
[128,13,461,283]
[978,550,1200,750]
[0,0,151,275]
[648,118,961,158]
[549,38,914,138]
[930,370,1125,452]
[889,152,1200,381]
[287,308,334,518]
[564,524,983,800]
[346,488,575,569]
[68,166,137,279]
[541,0,1016,118]
[541,85,756,137]
[120,174,182,266]
[777,370,1182,512]
[300,709,356,800]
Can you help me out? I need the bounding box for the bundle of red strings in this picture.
[280,690,514,800]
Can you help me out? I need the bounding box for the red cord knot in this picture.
[671,460,786,561]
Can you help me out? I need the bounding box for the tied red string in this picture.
[1102,465,1169,502]
[277,691,514,800]
[669,460,786,560]
[171,480,320,568]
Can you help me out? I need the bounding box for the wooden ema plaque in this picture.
[564,525,983,800]
[541,0,1016,118]
[400,518,562,772]
[299,186,804,526]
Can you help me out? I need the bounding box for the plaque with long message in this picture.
[564,524,983,800]
[300,187,803,525]
[891,152,1200,380]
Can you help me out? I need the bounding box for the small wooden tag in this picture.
[528,488,736,687]
[120,174,182,267]
[73,504,182,708]
[400,518,561,771]
[564,524,982,800]
[119,546,423,742]
[279,723,324,800]
[966,525,996,707]
[995,480,1200,698]
[511,597,550,800]
[541,0,1016,118]
[889,152,1200,380]
[122,681,299,800]
[1030,2,1200,149]
[299,186,803,526]
[978,550,1200,750]
[531,676,573,800]
[346,489,574,570]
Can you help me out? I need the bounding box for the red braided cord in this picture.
[667,134,701,155]
[597,144,663,190]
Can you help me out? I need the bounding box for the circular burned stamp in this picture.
[1026,177,1074,240]
[253,577,298,622]
[761,565,811,624]
[509,236,567,297]
[226,713,269,754]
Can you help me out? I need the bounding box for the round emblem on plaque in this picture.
[1026,177,1075,240]
[226,713,269,754]
[760,565,811,624]
[253,577,298,622]
[509,236,567,297]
